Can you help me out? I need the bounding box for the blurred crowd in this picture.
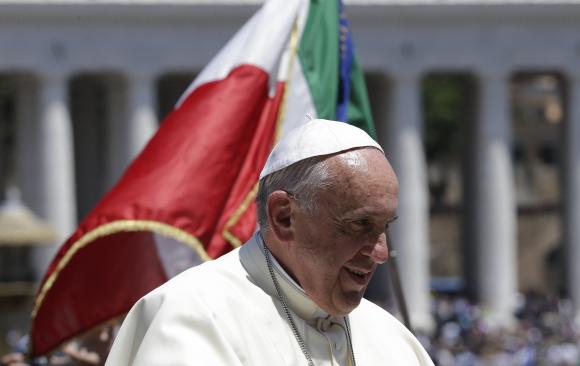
[2,292,580,366]
[1,324,116,366]
[421,292,580,366]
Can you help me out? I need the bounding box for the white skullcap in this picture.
[259,119,383,179]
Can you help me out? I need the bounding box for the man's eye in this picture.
[351,219,370,230]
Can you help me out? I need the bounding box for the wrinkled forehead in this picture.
[316,150,399,219]
[317,148,397,197]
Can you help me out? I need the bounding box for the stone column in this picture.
[125,71,158,160]
[381,71,433,331]
[34,72,77,279]
[473,69,517,325]
[564,72,580,316]
[15,76,43,213]
[105,76,128,189]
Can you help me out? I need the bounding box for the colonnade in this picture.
[4,65,580,329]
[377,67,580,330]
[1,0,580,331]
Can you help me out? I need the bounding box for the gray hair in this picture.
[256,155,336,231]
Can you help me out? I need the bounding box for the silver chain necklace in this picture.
[260,237,356,366]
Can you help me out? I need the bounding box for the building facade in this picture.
[1,0,580,331]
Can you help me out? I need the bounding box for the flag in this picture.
[30,0,375,357]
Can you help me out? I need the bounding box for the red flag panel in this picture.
[31,65,284,356]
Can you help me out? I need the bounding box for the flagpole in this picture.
[386,238,414,333]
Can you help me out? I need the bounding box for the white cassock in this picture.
[105,233,434,365]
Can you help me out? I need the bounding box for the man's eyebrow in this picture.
[341,209,396,222]
[388,215,399,223]
[343,209,385,219]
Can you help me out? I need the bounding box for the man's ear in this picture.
[266,191,295,242]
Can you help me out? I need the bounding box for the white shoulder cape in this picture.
[105,233,434,366]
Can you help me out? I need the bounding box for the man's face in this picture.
[287,148,399,316]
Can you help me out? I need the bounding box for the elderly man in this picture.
[105,119,434,365]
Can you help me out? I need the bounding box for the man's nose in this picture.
[361,233,389,264]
